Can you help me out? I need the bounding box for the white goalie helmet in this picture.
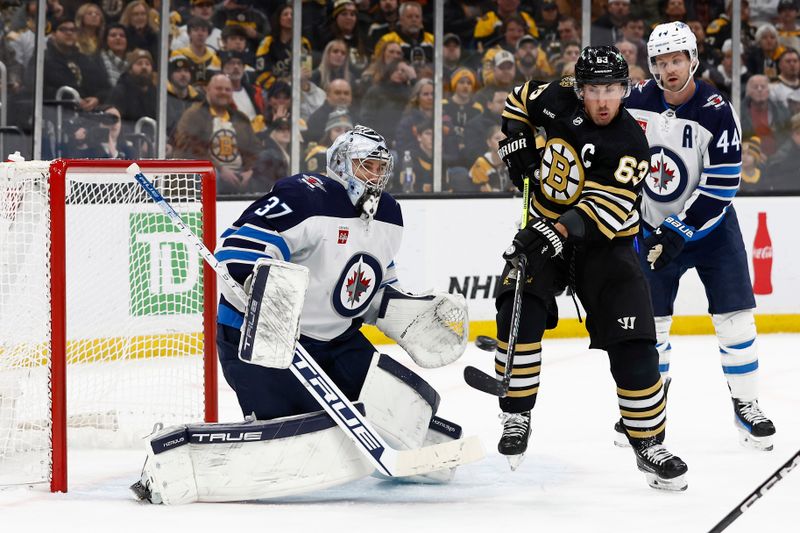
[647,22,699,91]
[327,125,394,221]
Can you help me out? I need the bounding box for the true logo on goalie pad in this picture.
[332,253,383,318]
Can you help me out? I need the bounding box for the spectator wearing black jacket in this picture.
[108,49,157,137]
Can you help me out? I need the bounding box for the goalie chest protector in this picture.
[217,173,403,341]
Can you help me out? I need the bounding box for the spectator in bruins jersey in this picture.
[254,4,312,90]
[304,108,353,173]
[746,24,786,80]
[317,0,370,75]
[171,17,221,88]
[515,35,555,82]
[172,0,223,53]
[491,46,689,489]
[591,0,629,46]
[776,0,800,51]
[705,0,757,52]
[469,125,512,191]
[212,0,269,54]
[443,67,483,165]
[173,73,261,195]
[372,2,434,73]
[166,55,203,147]
[360,59,416,148]
[120,0,158,61]
[473,0,539,52]
[367,0,399,52]
[739,136,767,193]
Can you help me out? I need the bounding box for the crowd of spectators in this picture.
[0,0,796,195]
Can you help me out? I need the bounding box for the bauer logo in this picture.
[129,212,203,316]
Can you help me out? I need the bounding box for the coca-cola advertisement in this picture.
[752,212,773,295]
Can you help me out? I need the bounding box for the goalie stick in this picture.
[709,448,800,532]
[128,163,484,478]
[463,175,531,397]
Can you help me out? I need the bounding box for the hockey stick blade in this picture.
[463,365,507,397]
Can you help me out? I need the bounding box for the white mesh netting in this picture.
[0,161,211,486]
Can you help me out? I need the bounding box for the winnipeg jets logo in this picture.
[346,263,371,304]
[644,146,688,203]
[300,174,327,191]
[703,94,726,109]
[332,253,383,317]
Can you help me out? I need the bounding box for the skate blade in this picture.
[738,429,774,451]
[613,432,630,448]
[644,473,687,492]
[506,453,526,471]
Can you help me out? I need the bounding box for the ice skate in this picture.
[733,399,775,451]
[634,439,688,491]
[498,411,530,471]
[130,459,162,504]
[614,377,671,448]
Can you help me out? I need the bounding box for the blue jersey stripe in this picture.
[703,164,741,175]
[215,249,268,263]
[227,226,291,260]
[218,301,244,329]
[699,186,738,198]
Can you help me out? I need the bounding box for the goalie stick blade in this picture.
[392,435,485,477]
[463,366,508,397]
[475,335,498,352]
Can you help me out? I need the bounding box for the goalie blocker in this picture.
[132,352,465,503]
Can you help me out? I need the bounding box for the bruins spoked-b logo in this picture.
[540,137,584,204]
[332,253,383,318]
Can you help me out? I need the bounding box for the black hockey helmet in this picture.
[574,45,631,98]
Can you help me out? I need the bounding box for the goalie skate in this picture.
[733,399,776,451]
[634,440,688,492]
[498,411,530,471]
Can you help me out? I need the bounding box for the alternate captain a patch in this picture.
[332,253,383,317]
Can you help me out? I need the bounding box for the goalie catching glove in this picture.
[504,217,565,273]
[376,286,469,368]
[497,131,542,191]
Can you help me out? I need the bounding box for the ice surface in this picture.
[2,334,798,533]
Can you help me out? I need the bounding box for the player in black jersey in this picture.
[490,46,688,490]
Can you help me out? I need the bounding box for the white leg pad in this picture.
[138,410,375,504]
[358,353,439,450]
[712,310,759,401]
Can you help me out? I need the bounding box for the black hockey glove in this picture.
[643,216,695,271]
[503,217,565,272]
[497,131,542,192]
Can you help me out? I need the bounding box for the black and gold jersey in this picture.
[502,78,650,240]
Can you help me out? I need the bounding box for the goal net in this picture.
[0,159,217,491]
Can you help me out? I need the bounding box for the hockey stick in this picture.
[127,163,485,478]
[708,448,800,532]
[463,175,531,397]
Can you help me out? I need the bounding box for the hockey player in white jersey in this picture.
[620,22,776,450]
[131,126,471,504]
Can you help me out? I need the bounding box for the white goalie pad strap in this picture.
[239,257,309,369]
[375,286,469,368]
[142,408,374,504]
[359,353,440,451]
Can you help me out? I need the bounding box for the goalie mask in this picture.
[647,22,699,92]
[327,125,394,222]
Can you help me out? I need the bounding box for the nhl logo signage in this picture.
[644,145,688,202]
[332,253,383,317]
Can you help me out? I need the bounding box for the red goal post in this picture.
[0,159,218,492]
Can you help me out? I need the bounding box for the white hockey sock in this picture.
[712,310,759,401]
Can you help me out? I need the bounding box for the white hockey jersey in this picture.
[625,79,743,240]
[216,173,403,341]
